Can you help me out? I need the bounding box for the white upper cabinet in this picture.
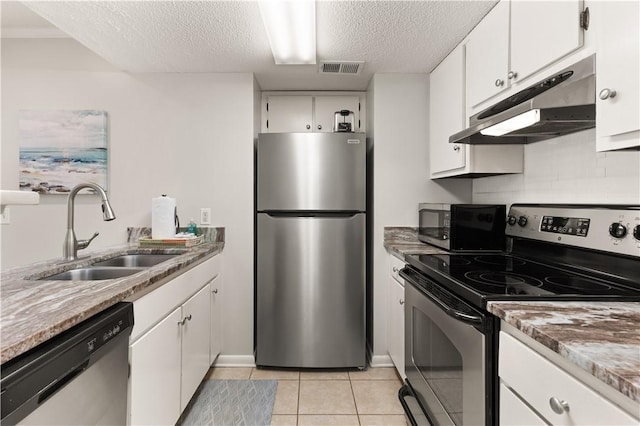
[314,96,361,132]
[466,0,585,110]
[262,94,365,133]
[595,1,640,151]
[465,0,510,108]
[265,96,313,133]
[430,45,467,175]
[429,44,524,178]
[510,1,584,83]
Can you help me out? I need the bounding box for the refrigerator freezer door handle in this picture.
[262,211,363,218]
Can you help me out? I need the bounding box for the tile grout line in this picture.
[296,372,300,425]
[349,374,362,426]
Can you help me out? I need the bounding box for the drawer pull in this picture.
[549,397,570,414]
[392,266,399,273]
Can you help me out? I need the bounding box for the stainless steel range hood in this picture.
[450,55,595,145]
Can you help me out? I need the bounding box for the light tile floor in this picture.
[205,367,407,426]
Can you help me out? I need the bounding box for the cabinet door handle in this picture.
[495,79,505,87]
[306,124,311,130]
[507,71,518,80]
[453,145,460,152]
[399,299,405,305]
[212,288,218,294]
[549,397,570,414]
[317,125,322,130]
[177,314,192,326]
[599,88,616,100]
[392,266,399,273]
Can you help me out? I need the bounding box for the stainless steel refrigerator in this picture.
[256,132,366,369]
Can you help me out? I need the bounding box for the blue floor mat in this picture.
[181,380,278,426]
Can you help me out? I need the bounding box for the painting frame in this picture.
[18,110,109,195]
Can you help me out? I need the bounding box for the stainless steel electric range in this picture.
[399,204,640,426]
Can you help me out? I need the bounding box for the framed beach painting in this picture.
[19,110,108,194]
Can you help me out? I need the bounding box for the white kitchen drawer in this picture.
[389,254,405,286]
[499,331,638,425]
[129,254,221,342]
[499,381,546,425]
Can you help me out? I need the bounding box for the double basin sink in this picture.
[40,254,180,281]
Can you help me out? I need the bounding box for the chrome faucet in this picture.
[63,183,116,261]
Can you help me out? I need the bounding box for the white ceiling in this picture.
[1,1,498,90]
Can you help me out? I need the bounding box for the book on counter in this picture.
[138,234,204,248]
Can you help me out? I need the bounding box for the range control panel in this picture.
[540,216,590,237]
[506,205,640,258]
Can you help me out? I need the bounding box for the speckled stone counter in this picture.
[384,227,446,259]
[487,301,640,404]
[1,241,223,364]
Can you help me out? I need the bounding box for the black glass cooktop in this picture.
[406,253,640,308]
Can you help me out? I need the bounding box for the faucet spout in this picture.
[63,183,116,261]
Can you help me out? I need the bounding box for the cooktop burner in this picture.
[407,253,640,307]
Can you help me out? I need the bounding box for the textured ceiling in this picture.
[4,1,498,90]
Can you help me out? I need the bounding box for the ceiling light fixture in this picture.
[258,0,316,65]
[480,109,542,136]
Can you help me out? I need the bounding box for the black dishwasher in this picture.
[1,302,134,425]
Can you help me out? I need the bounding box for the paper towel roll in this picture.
[152,195,177,239]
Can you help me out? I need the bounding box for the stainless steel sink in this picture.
[41,267,144,281]
[92,254,179,268]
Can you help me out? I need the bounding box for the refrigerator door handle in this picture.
[263,211,363,218]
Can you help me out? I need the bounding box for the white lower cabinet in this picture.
[127,254,221,426]
[179,285,211,411]
[129,307,182,426]
[209,274,222,365]
[387,254,405,378]
[499,329,639,425]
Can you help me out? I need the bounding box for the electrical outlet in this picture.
[200,208,211,225]
[1,207,10,225]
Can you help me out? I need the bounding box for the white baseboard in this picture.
[214,354,394,368]
[370,354,394,368]
[214,355,256,367]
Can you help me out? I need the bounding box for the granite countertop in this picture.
[384,227,446,259]
[488,301,640,405]
[1,242,223,364]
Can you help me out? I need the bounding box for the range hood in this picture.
[450,55,595,145]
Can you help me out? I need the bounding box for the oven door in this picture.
[400,266,496,426]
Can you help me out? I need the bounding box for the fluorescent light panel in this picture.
[259,0,316,65]
[480,109,541,136]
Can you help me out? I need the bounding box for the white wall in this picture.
[473,129,640,204]
[367,73,471,365]
[1,38,256,360]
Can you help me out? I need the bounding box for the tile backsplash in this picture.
[473,129,640,205]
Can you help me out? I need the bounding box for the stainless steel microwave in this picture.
[418,204,506,251]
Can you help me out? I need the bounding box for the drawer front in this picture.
[499,331,638,425]
[131,254,221,342]
[499,381,546,426]
[389,254,405,285]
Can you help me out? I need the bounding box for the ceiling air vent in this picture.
[319,61,364,75]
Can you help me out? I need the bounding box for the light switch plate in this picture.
[200,208,211,225]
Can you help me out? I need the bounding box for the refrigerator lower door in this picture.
[256,213,366,368]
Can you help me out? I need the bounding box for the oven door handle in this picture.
[400,268,483,327]
[429,294,483,325]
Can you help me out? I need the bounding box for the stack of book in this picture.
[138,234,204,248]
